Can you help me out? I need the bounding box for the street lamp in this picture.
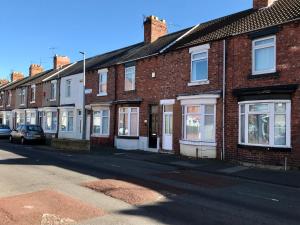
[79,51,86,140]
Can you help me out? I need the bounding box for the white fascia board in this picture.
[42,62,77,82]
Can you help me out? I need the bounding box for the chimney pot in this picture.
[144,15,167,44]
[53,55,70,69]
[253,0,277,9]
[10,71,24,82]
[29,64,44,77]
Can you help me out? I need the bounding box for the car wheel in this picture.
[21,137,25,145]
[9,136,13,143]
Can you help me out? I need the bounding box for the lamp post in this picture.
[79,51,86,140]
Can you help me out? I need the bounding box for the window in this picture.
[50,81,57,100]
[252,36,276,75]
[30,85,36,102]
[16,112,25,127]
[45,111,57,131]
[125,66,135,91]
[26,112,36,125]
[60,111,74,132]
[93,109,109,135]
[7,91,11,106]
[191,51,208,82]
[239,101,290,147]
[98,69,107,95]
[0,92,3,106]
[182,105,215,142]
[118,107,139,136]
[20,88,25,105]
[65,79,71,97]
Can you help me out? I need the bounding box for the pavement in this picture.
[0,140,300,225]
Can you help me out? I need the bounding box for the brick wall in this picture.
[226,22,300,167]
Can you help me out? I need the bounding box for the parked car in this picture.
[9,125,45,144]
[0,125,11,138]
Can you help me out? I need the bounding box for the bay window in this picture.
[252,36,276,75]
[26,112,36,125]
[239,101,290,147]
[93,109,109,136]
[125,66,135,91]
[118,107,139,136]
[182,105,215,142]
[16,112,25,127]
[45,111,57,132]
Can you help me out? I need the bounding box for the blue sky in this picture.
[0,0,252,80]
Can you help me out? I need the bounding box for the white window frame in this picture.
[98,69,108,96]
[60,110,74,132]
[118,107,139,137]
[182,104,216,143]
[44,111,58,132]
[20,88,26,106]
[92,108,110,136]
[65,79,71,97]
[188,44,210,86]
[252,35,276,75]
[50,80,57,101]
[238,100,291,148]
[124,66,136,91]
[30,85,36,103]
[7,91,11,107]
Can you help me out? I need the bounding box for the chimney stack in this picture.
[144,15,167,44]
[10,71,24,82]
[53,55,70,69]
[29,64,44,77]
[253,0,277,9]
[0,79,9,86]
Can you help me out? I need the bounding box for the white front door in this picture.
[86,114,91,140]
[162,105,173,150]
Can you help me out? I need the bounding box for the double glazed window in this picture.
[45,111,57,131]
[65,79,71,97]
[26,112,36,125]
[30,85,36,102]
[252,36,276,75]
[50,81,57,100]
[191,51,208,82]
[125,66,135,91]
[239,101,290,147]
[182,105,215,142]
[98,70,107,95]
[7,91,11,106]
[61,111,74,132]
[20,88,25,105]
[16,112,25,127]
[118,107,139,136]
[93,109,109,135]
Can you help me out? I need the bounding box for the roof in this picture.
[169,0,300,50]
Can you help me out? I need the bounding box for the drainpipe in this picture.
[222,39,226,161]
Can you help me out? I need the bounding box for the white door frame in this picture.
[162,105,173,151]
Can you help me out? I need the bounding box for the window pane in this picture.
[275,115,286,145]
[255,38,274,46]
[240,114,245,143]
[102,110,109,117]
[52,112,57,130]
[130,113,138,136]
[164,105,172,112]
[164,114,170,134]
[254,46,275,72]
[275,103,286,114]
[187,106,200,113]
[204,115,214,142]
[102,117,109,135]
[192,59,208,81]
[240,104,245,114]
[119,113,128,135]
[192,52,207,60]
[249,103,268,112]
[68,111,73,131]
[61,112,67,131]
[131,108,138,113]
[248,114,269,145]
[186,114,201,141]
[93,112,101,134]
[205,105,214,114]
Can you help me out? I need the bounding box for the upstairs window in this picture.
[252,36,276,75]
[98,69,108,96]
[125,66,135,91]
[7,91,11,106]
[20,88,25,105]
[191,51,208,82]
[50,80,57,100]
[30,85,36,103]
[65,79,71,97]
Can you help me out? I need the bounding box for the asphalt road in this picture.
[0,140,300,225]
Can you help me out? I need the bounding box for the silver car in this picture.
[0,125,11,138]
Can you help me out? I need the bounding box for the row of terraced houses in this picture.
[1,0,299,168]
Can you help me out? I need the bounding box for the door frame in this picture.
[162,105,173,151]
[148,104,159,149]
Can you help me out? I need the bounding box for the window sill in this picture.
[249,72,279,79]
[97,93,107,97]
[188,80,210,86]
[30,101,36,104]
[91,134,109,138]
[180,140,216,146]
[124,89,136,93]
[44,130,57,134]
[50,99,56,102]
[237,144,291,152]
[117,136,139,140]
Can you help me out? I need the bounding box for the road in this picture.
[0,140,299,225]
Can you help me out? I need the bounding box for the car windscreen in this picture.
[0,125,10,129]
[27,125,43,132]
